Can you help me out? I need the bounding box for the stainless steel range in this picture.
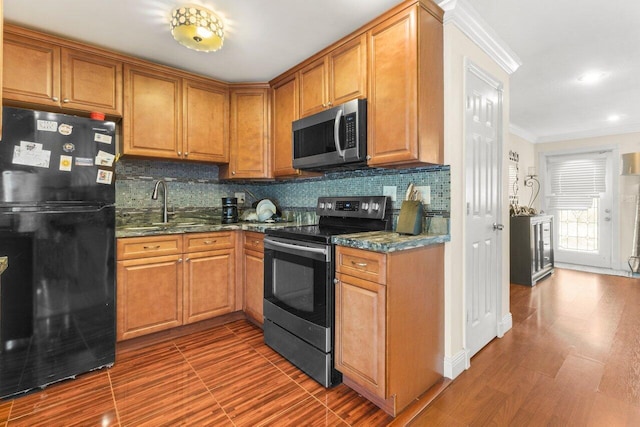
[263,196,391,387]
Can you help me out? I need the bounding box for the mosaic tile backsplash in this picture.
[115,159,450,220]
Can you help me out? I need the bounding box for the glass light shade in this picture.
[170,6,224,52]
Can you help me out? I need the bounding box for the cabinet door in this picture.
[61,48,123,115]
[335,272,386,399]
[271,74,299,177]
[329,35,367,106]
[226,87,270,178]
[367,7,419,166]
[183,249,235,324]
[243,232,264,325]
[3,33,60,107]
[183,78,229,163]
[123,64,182,159]
[243,248,264,325]
[299,57,328,117]
[116,255,183,341]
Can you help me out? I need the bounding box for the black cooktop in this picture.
[266,196,392,244]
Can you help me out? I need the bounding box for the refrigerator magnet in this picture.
[75,157,94,166]
[96,169,113,185]
[37,119,58,132]
[95,150,115,167]
[94,133,112,144]
[12,145,51,168]
[58,124,73,136]
[62,143,75,153]
[59,155,72,172]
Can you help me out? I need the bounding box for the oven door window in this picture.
[265,246,330,327]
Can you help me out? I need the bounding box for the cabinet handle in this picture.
[62,98,69,103]
[232,171,236,175]
[178,258,183,263]
[185,257,190,262]
[322,103,327,108]
[351,261,368,268]
[177,151,182,156]
[203,240,217,245]
[327,102,333,107]
[52,96,59,102]
[253,240,260,245]
[143,245,161,250]
[184,152,189,157]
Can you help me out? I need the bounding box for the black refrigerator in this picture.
[0,107,116,399]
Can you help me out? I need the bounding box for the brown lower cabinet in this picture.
[334,244,444,416]
[242,232,264,325]
[116,232,235,341]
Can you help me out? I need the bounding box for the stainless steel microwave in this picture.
[292,98,367,171]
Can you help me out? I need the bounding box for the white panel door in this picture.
[465,63,502,358]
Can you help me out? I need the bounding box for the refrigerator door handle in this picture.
[0,203,114,214]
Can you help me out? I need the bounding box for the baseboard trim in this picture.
[498,312,513,337]
[443,349,467,379]
[555,262,634,278]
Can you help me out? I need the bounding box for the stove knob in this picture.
[362,202,369,210]
[326,202,333,210]
[319,202,325,210]
[372,202,380,211]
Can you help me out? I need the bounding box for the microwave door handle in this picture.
[334,109,346,159]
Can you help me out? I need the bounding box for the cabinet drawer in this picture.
[243,232,264,252]
[117,235,182,260]
[336,246,386,285]
[184,231,234,252]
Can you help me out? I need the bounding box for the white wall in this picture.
[535,132,640,272]
[508,132,537,210]
[442,23,511,377]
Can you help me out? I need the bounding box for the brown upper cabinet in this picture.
[123,64,229,163]
[3,25,123,116]
[271,73,299,178]
[366,2,443,167]
[299,35,367,118]
[220,85,271,179]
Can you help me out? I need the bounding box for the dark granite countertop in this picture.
[0,257,7,275]
[116,220,302,238]
[333,230,450,253]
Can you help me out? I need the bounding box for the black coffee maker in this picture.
[221,197,238,223]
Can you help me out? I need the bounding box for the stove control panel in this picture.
[316,196,390,220]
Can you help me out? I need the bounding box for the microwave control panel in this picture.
[344,114,356,149]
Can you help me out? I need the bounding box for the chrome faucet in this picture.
[151,180,169,223]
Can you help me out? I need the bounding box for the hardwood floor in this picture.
[410,268,640,426]
[1,267,639,425]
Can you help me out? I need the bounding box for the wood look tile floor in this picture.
[1,267,639,426]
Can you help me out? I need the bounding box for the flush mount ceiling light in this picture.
[577,71,607,84]
[170,5,224,52]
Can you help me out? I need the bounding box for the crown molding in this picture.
[535,123,640,144]
[509,124,538,143]
[437,0,522,75]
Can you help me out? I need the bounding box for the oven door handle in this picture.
[265,238,328,256]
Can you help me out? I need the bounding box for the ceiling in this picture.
[4,0,640,143]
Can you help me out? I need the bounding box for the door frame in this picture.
[538,146,620,270]
[463,59,505,366]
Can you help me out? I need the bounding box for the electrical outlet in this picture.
[383,186,397,201]
[414,186,431,204]
[234,192,246,205]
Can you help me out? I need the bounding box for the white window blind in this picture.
[546,154,607,210]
